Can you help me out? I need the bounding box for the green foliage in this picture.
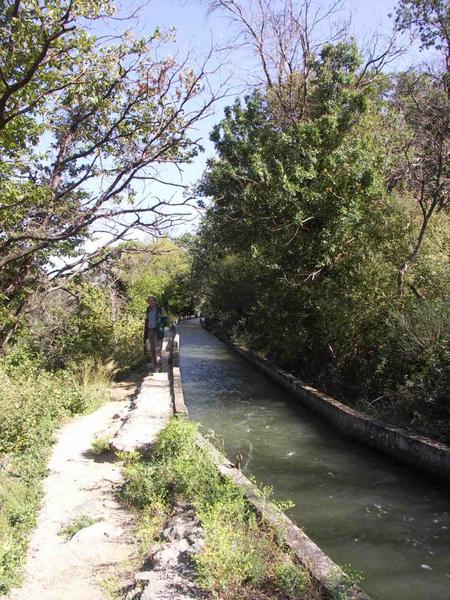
[112,238,195,318]
[0,361,103,456]
[91,435,112,456]
[366,297,450,438]
[394,0,450,52]
[134,499,168,556]
[0,0,206,348]
[63,284,116,360]
[195,36,450,441]
[274,560,310,597]
[119,417,318,599]
[24,238,194,374]
[329,565,364,600]
[120,418,226,509]
[196,499,269,597]
[28,281,139,372]
[0,472,38,594]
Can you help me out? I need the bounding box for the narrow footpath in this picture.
[4,378,141,600]
[4,339,205,600]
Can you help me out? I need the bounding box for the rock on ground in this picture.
[126,503,208,600]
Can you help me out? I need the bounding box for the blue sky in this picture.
[129,0,409,166]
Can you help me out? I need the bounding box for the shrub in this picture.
[0,472,37,594]
[374,299,450,439]
[274,560,310,597]
[196,496,271,597]
[90,435,111,456]
[0,364,104,456]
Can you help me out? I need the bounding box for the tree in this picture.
[393,72,449,296]
[194,3,449,438]
[208,0,349,125]
[394,0,450,86]
[109,237,194,317]
[393,0,450,296]
[0,0,221,348]
[199,41,375,287]
[207,0,402,127]
[22,236,196,369]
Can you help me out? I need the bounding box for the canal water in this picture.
[178,319,450,600]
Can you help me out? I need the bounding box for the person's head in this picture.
[147,295,157,308]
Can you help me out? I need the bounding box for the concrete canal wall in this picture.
[200,319,450,482]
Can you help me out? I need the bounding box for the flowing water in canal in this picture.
[178,320,449,600]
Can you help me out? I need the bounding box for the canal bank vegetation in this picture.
[119,416,359,600]
[191,0,450,444]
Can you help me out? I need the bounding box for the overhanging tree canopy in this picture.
[0,0,222,346]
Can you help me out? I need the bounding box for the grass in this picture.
[274,561,313,597]
[91,435,112,455]
[118,416,323,600]
[328,565,364,600]
[58,516,101,541]
[0,354,113,594]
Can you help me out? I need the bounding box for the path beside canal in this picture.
[5,380,141,600]
[5,343,205,600]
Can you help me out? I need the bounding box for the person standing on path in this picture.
[144,295,167,370]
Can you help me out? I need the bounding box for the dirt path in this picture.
[5,376,144,600]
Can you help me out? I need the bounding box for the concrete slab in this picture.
[110,354,174,453]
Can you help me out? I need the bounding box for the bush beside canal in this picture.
[119,416,327,600]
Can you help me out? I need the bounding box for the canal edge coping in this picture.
[199,318,450,481]
[169,324,372,600]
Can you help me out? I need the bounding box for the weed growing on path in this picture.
[58,516,101,541]
[91,435,112,455]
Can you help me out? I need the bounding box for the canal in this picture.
[178,319,449,600]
